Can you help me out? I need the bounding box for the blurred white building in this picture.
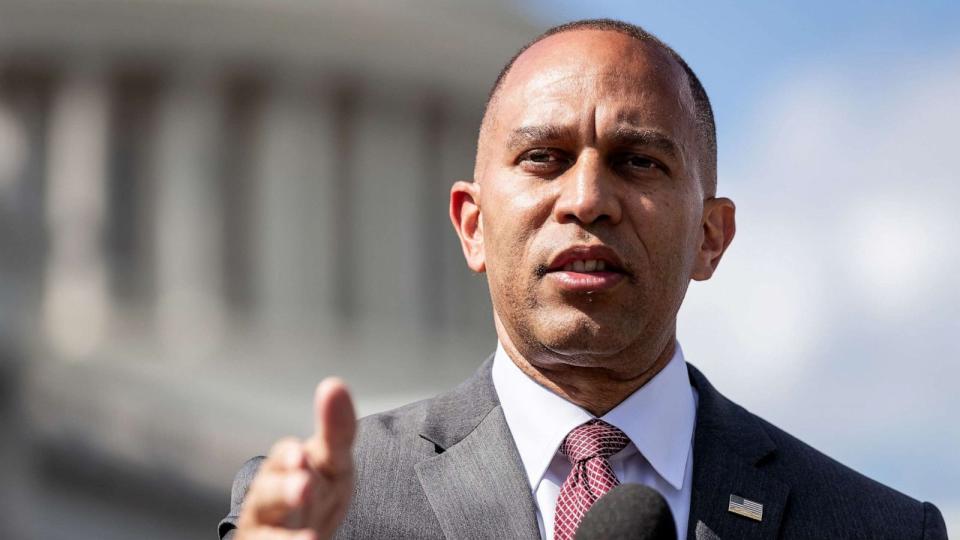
[0,2,538,538]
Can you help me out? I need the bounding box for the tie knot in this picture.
[559,420,629,463]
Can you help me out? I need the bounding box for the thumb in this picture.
[306,377,357,476]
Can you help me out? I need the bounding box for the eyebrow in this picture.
[504,124,682,161]
[505,125,578,152]
[609,127,682,160]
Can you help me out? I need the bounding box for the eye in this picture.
[630,156,656,168]
[614,153,668,175]
[517,148,572,174]
[521,149,561,164]
[625,155,659,169]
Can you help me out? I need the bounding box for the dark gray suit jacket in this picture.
[219,360,948,539]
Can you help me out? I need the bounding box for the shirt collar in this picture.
[492,341,696,492]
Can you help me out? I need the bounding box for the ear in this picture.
[450,180,486,273]
[692,197,736,281]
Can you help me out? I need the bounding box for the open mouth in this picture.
[558,258,614,273]
[546,245,627,274]
[544,246,628,292]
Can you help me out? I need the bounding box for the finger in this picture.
[264,437,308,473]
[244,469,312,526]
[299,470,342,529]
[313,485,354,540]
[237,525,317,540]
[306,377,356,476]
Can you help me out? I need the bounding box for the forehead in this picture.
[489,30,694,135]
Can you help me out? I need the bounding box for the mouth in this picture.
[542,245,629,293]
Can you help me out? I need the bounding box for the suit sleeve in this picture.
[922,501,948,540]
[218,456,265,539]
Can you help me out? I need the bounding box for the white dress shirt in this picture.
[491,342,697,540]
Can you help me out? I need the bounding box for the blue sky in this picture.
[520,1,960,530]
[522,1,960,169]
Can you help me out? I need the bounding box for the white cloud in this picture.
[679,50,960,508]
[841,196,951,314]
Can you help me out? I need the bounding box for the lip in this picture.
[546,245,626,273]
[546,270,625,292]
[544,245,628,293]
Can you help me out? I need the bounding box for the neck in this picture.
[496,322,676,416]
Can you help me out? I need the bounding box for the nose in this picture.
[553,151,622,226]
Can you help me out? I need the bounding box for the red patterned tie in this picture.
[553,419,630,540]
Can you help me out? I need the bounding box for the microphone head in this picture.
[573,484,676,540]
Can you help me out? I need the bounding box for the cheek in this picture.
[627,193,701,262]
[486,217,537,274]
[501,179,555,222]
[484,182,554,261]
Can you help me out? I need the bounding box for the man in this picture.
[221,19,948,540]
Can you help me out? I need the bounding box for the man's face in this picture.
[454,30,727,367]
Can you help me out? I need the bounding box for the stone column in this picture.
[350,87,426,339]
[254,79,337,343]
[42,65,112,359]
[151,71,226,360]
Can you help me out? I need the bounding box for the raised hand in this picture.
[237,378,357,540]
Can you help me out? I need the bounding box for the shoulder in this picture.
[759,416,947,538]
[338,360,500,538]
[352,396,438,463]
[335,394,455,539]
[758,414,898,497]
[357,396,432,439]
[689,364,947,538]
[354,355,498,456]
[348,363,500,486]
[219,456,265,538]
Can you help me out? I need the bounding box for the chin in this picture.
[534,313,634,361]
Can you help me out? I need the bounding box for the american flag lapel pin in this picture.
[728,494,764,522]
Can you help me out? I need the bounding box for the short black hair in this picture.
[483,18,717,193]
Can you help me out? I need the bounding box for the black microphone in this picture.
[573,484,677,540]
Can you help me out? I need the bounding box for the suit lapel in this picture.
[686,365,790,540]
[415,358,541,540]
[411,359,793,540]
